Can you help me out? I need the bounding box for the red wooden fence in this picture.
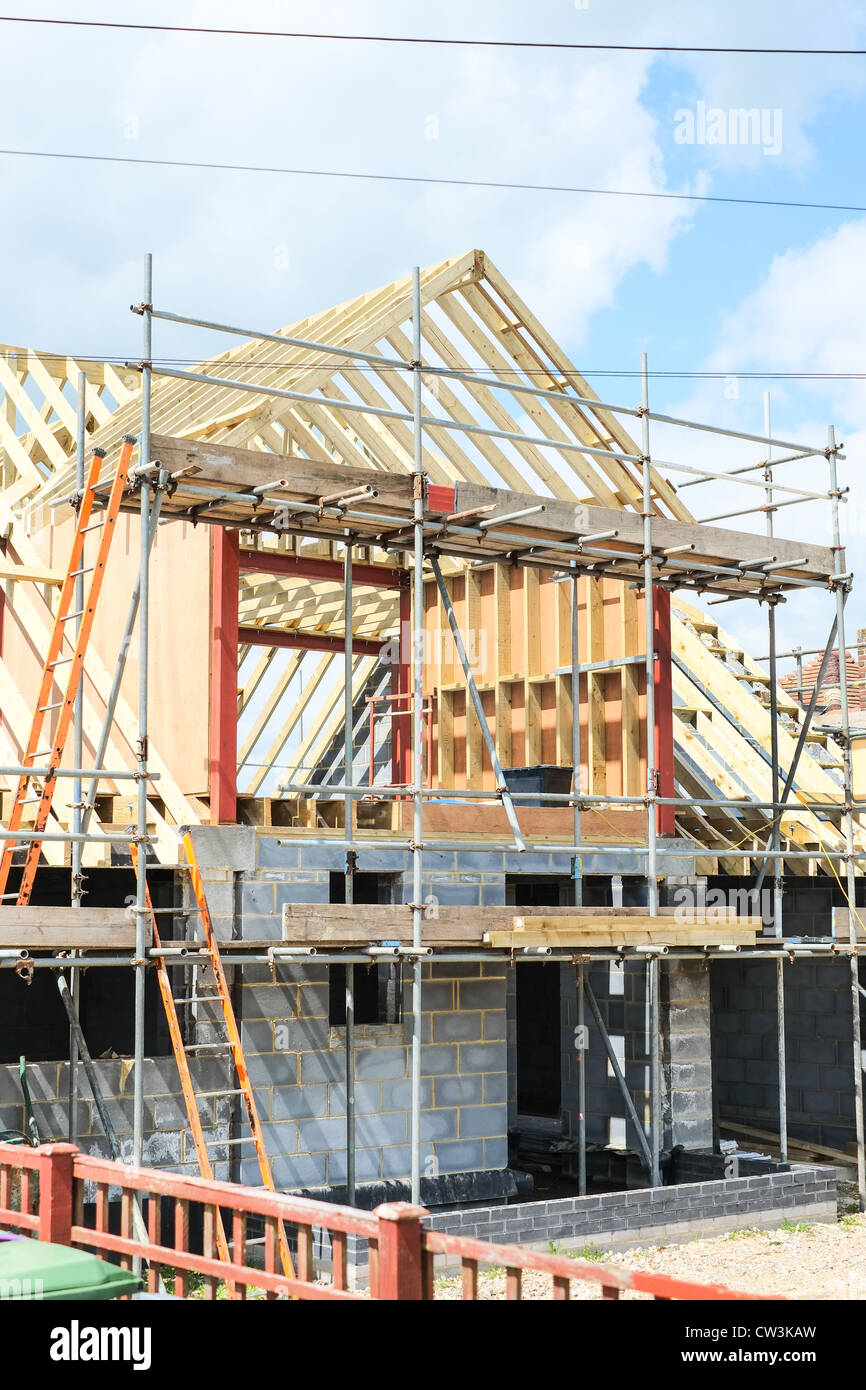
[0,1142,781,1301]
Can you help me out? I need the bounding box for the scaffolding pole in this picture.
[410,266,424,1205]
[571,567,586,1192]
[828,423,866,1210]
[640,354,661,1187]
[343,540,356,1204]
[67,370,86,1145]
[133,254,152,1189]
[765,394,788,1164]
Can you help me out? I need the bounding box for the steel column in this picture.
[211,528,240,822]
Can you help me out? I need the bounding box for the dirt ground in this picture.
[433,1209,866,1300]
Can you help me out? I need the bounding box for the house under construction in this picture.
[0,248,859,1257]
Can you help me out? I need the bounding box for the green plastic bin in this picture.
[0,1236,142,1300]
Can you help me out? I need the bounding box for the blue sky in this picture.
[2,0,866,668]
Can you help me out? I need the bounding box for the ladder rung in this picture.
[62,609,85,621]
[80,520,103,533]
[172,994,221,1004]
[69,565,94,578]
[49,657,74,668]
[196,1088,244,1098]
[183,1043,228,1052]
[38,701,65,712]
[205,1138,248,1147]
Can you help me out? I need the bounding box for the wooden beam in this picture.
[0,906,143,948]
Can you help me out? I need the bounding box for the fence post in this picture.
[37,1143,78,1245]
[373,1201,427,1300]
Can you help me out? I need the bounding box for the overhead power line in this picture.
[0,147,864,216]
[0,14,864,55]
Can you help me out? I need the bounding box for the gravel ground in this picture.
[432,1212,866,1300]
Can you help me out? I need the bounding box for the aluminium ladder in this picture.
[0,436,137,906]
[134,834,294,1281]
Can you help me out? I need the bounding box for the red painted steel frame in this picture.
[239,626,383,657]
[210,527,240,824]
[238,549,405,590]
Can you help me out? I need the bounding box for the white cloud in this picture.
[660,216,866,656]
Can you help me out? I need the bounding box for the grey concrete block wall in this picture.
[711,956,860,1150]
[423,1161,837,1254]
[236,955,508,1190]
[0,1056,232,1177]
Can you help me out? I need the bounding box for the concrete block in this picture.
[246,1051,298,1088]
[420,1045,459,1075]
[256,838,299,869]
[459,1104,508,1139]
[482,1012,506,1042]
[356,1112,408,1147]
[458,979,506,1011]
[141,1130,183,1167]
[354,1047,407,1080]
[432,1011,483,1043]
[328,1081,381,1116]
[458,1042,507,1073]
[380,1078,433,1111]
[297,1116,354,1151]
[300,1050,345,1085]
[272,1085,329,1121]
[188,824,255,871]
[434,1074,484,1107]
[432,1139,485,1172]
[296,984,330,1019]
[328,1147,382,1184]
[418,982,454,1012]
[423,883,482,908]
[379,1145,413,1179]
[274,882,330,907]
[241,1019,275,1053]
[266,1152,329,1189]
[241,982,297,1019]
[483,1073,508,1104]
[273,1017,330,1053]
[420,1109,458,1141]
[240,882,276,915]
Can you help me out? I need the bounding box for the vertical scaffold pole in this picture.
[640,354,661,1187]
[68,370,86,1144]
[571,566,586,1192]
[410,266,424,1205]
[828,423,866,1210]
[133,254,152,1179]
[764,392,788,1163]
[343,540,356,1204]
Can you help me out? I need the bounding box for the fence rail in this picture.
[0,1142,781,1301]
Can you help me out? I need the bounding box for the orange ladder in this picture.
[0,436,136,905]
[135,834,294,1281]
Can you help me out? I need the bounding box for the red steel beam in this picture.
[239,625,384,658]
[239,550,406,590]
[210,528,240,825]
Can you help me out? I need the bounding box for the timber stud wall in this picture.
[423,567,674,832]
